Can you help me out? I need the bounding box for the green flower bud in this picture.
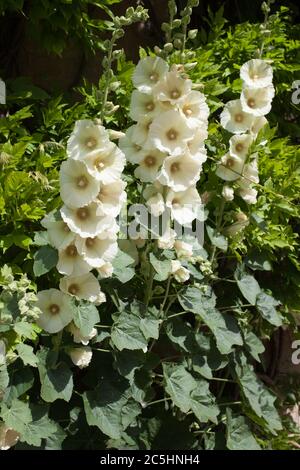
[161,22,170,32]
[173,38,183,49]
[188,29,198,39]
[173,18,182,28]
[164,42,173,53]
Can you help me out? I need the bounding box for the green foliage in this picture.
[0,0,299,452]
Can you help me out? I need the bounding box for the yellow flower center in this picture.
[167,128,178,141]
[149,72,158,82]
[76,175,88,189]
[170,162,181,173]
[94,157,106,170]
[234,113,244,123]
[235,143,244,153]
[68,284,79,295]
[247,98,256,108]
[86,237,96,248]
[49,304,60,315]
[85,136,97,149]
[171,89,180,99]
[183,105,193,116]
[66,245,77,257]
[76,207,90,220]
[146,102,155,112]
[144,155,156,167]
[226,158,235,168]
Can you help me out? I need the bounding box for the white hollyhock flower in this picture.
[0,340,5,365]
[222,185,234,201]
[157,225,176,249]
[147,110,194,156]
[97,262,114,278]
[154,70,192,105]
[84,143,125,184]
[0,425,20,450]
[59,272,105,305]
[61,202,113,238]
[229,134,253,159]
[67,119,109,160]
[129,90,162,121]
[216,153,245,181]
[96,179,126,217]
[174,240,193,259]
[132,56,169,94]
[188,129,208,155]
[171,260,190,283]
[250,116,268,135]
[59,159,100,209]
[43,219,75,251]
[180,90,209,127]
[238,157,259,204]
[67,322,97,346]
[166,186,202,224]
[143,182,165,216]
[131,117,153,146]
[240,59,273,89]
[158,152,202,192]
[220,99,254,134]
[57,243,91,276]
[69,347,92,369]
[37,289,73,333]
[134,149,165,182]
[241,85,275,116]
[118,126,143,164]
[76,234,118,268]
[146,192,165,217]
[239,187,258,205]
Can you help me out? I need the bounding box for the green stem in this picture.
[100,38,115,121]
[210,198,225,266]
[146,397,171,407]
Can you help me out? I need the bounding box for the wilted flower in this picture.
[171,260,190,283]
[67,322,97,346]
[0,424,20,450]
[174,240,193,259]
[222,185,234,201]
[69,347,93,369]
[36,289,73,333]
[59,159,100,208]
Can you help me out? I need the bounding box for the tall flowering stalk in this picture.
[120,56,209,282]
[37,120,126,365]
